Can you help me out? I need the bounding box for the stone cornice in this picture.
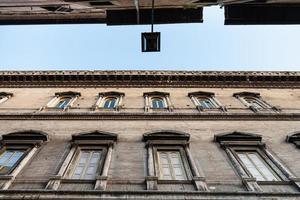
[0,112,300,121]
[0,189,298,199]
[0,71,299,88]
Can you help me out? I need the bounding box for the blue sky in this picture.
[0,6,300,71]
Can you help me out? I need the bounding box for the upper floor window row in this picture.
[1,91,279,113]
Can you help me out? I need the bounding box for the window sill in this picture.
[157,180,192,184]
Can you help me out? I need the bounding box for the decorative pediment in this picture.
[99,91,125,97]
[188,91,214,97]
[233,92,260,98]
[0,92,13,97]
[214,131,262,143]
[1,130,48,145]
[55,91,81,97]
[143,130,190,142]
[72,130,118,142]
[143,91,169,96]
[286,132,300,148]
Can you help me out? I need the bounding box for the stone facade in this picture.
[0,71,299,199]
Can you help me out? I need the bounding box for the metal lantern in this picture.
[141,32,160,52]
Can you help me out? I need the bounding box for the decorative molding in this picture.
[55,91,81,97]
[233,92,260,98]
[214,131,262,143]
[143,130,190,142]
[72,130,118,142]
[286,132,300,148]
[188,91,215,97]
[0,112,300,121]
[98,91,125,97]
[0,71,299,88]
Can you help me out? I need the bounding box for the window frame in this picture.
[188,91,226,112]
[233,92,278,113]
[0,130,48,189]
[150,96,167,109]
[229,147,284,183]
[95,91,124,111]
[143,91,174,112]
[214,131,297,192]
[65,145,108,180]
[153,146,192,181]
[0,92,13,105]
[46,131,117,191]
[43,91,81,111]
[0,146,30,175]
[143,130,208,191]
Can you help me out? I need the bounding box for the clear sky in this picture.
[0,6,300,71]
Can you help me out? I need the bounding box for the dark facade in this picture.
[1,1,300,25]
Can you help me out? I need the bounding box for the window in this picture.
[43,91,81,111]
[0,92,13,105]
[56,97,72,109]
[233,92,278,112]
[144,91,174,112]
[95,92,124,111]
[143,131,208,191]
[243,96,266,110]
[151,97,165,109]
[69,149,103,180]
[236,151,279,181]
[157,150,187,180]
[46,131,117,191]
[196,97,216,109]
[188,91,226,112]
[103,97,117,109]
[0,130,48,189]
[0,150,25,175]
[215,131,297,192]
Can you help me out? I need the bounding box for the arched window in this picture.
[56,97,72,109]
[196,97,216,109]
[243,96,266,109]
[103,97,117,109]
[151,97,165,109]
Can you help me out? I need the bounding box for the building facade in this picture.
[0,71,299,199]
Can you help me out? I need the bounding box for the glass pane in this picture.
[238,153,265,181]
[56,98,71,109]
[244,97,264,109]
[72,150,102,179]
[0,150,24,174]
[170,152,186,180]
[0,151,13,165]
[103,98,117,109]
[198,97,215,109]
[248,153,278,181]
[152,98,164,109]
[6,151,24,167]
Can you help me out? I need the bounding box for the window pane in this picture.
[238,153,265,181]
[71,150,102,179]
[103,98,117,109]
[197,97,215,109]
[244,97,265,109]
[158,151,187,180]
[152,98,165,109]
[237,152,279,181]
[0,150,24,174]
[56,97,71,109]
[248,153,278,181]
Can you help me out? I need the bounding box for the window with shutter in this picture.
[157,151,187,180]
[71,150,102,180]
[237,151,280,181]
